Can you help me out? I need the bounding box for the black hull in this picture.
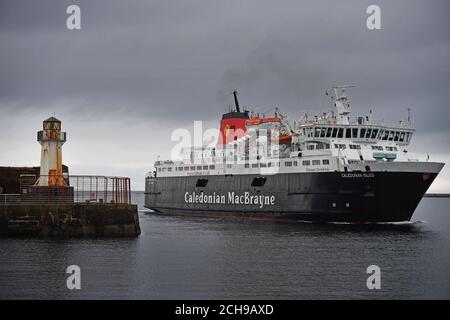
[145,170,440,223]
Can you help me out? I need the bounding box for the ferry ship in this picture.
[145,87,444,222]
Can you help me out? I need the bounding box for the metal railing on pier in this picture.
[0,175,131,205]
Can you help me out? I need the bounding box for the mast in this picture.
[233,90,241,113]
[331,85,354,125]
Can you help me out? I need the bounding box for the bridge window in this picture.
[382,131,389,140]
[338,128,344,138]
[388,131,394,141]
[327,127,333,138]
[331,128,337,138]
[399,132,405,142]
[394,131,400,141]
[352,128,358,138]
[345,128,351,138]
[321,127,327,138]
[365,128,372,138]
[371,129,378,139]
[360,128,366,138]
[377,129,384,139]
[314,127,321,138]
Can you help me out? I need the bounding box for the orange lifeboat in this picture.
[245,117,281,126]
[271,134,292,145]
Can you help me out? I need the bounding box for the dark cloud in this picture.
[0,0,449,189]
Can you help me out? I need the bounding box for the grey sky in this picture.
[0,0,449,191]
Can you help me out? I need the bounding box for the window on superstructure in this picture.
[227,164,232,169]
[252,163,258,168]
[360,128,366,138]
[394,131,400,141]
[190,166,196,170]
[245,163,249,168]
[260,163,267,168]
[209,165,215,170]
[178,167,183,171]
[326,127,333,138]
[203,166,208,170]
[307,145,315,151]
[334,144,346,149]
[316,144,324,150]
[371,129,378,139]
[302,160,310,166]
[365,129,372,139]
[330,128,337,138]
[168,167,172,172]
[377,129,384,139]
[388,131,394,141]
[371,146,383,151]
[349,144,361,150]
[315,127,321,138]
[320,127,327,138]
[158,168,161,172]
[406,132,411,142]
[312,160,320,165]
[345,128,351,138]
[184,166,189,171]
[382,131,389,140]
[352,128,358,138]
[338,128,344,138]
[196,166,202,170]
[399,132,405,142]
[294,161,298,166]
[322,159,330,165]
[285,161,292,167]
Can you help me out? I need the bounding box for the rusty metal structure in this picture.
[1,175,131,205]
[36,117,67,187]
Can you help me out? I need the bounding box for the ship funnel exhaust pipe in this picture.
[233,90,241,113]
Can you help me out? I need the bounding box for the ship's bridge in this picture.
[297,122,414,146]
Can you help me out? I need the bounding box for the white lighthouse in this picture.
[36,117,67,187]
